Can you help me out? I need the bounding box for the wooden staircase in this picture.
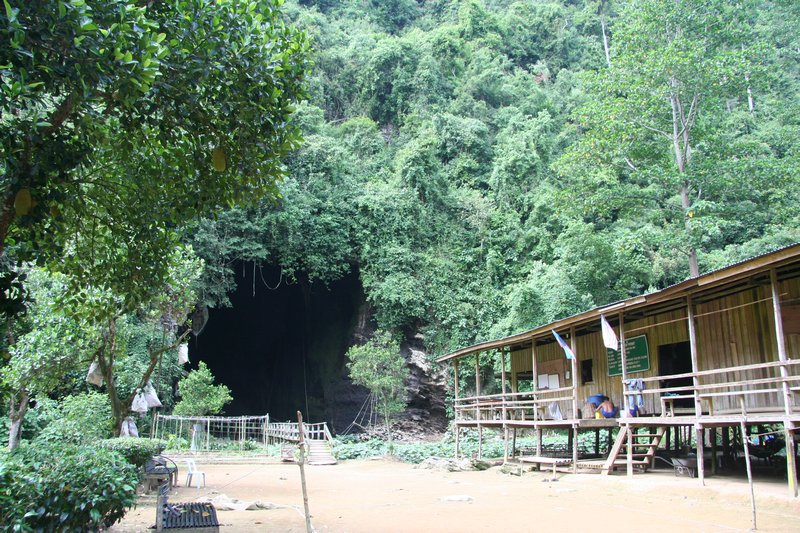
[306,439,337,465]
[280,439,337,465]
[600,426,666,475]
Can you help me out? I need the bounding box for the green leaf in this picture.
[3,0,15,22]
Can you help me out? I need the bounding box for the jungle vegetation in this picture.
[192,0,800,358]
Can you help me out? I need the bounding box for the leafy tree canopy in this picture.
[173,361,233,417]
[1,0,310,312]
[191,0,798,360]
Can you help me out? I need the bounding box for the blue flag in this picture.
[551,330,575,360]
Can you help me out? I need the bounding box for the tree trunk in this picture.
[601,18,611,67]
[98,315,189,435]
[8,389,30,450]
[680,182,700,278]
[670,87,700,279]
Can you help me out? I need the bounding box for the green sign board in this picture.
[607,335,650,376]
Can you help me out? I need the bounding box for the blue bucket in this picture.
[587,394,606,406]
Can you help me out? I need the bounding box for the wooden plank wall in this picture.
[695,276,800,411]
[509,275,800,416]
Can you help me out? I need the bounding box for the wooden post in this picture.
[536,428,543,457]
[296,411,313,533]
[478,425,483,460]
[156,489,164,532]
[573,426,579,473]
[454,360,460,459]
[687,294,705,486]
[785,420,798,498]
[475,353,482,459]
[501,349,508,463]
[722,426,730,469]
[618,312,628,418]
[531,342,539,422]
[511,428,518,459]
[626,424,633,478]
[710,428,717,475]
[770,268,797,497]
[205,418,210,452]
[740,419,757,530]
[569,326,579,420]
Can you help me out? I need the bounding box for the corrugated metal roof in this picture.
[436,242,800,363]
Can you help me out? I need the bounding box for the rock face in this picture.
[324,301,448,437]
[397,332,448,434]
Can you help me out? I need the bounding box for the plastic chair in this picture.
[184,458,206,488]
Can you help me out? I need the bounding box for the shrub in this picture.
[0,443,138,531]
[96,437,167,469]
[34,392,113,446]
[173,362,233,416]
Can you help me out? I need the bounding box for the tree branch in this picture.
[126,327,192,406]
[41,91,81,137]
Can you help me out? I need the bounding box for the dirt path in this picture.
[113,459,800,532]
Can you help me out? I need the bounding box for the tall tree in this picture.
[563,0,756,277]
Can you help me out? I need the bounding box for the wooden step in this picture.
[306,440,337,466]
[610,460,650,466]
[631,434,661,438]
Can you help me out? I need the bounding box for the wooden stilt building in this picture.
[437,244,800,495]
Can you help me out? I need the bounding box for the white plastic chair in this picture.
[184,458,206,488]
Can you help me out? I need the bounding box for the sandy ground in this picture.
[112,459,800,532]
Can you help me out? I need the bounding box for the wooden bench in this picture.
[144,456,179,493]
[519,456,572,477]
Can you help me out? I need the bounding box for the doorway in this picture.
[658,341,695,408]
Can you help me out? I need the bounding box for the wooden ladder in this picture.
[601,426,666,475]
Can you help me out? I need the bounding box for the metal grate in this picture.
[162,502,219,529]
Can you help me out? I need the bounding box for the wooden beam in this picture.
[687,294,705,486]
[618,311,627,418]
[532,343,539,422]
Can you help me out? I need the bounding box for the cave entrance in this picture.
[190,263,368,432]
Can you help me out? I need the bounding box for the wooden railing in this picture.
[267,421,333,443]
[622,359,800,416]
[454,386,575,423]
[453,359,800,423]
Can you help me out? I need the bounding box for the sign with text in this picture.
[607,335,650,376]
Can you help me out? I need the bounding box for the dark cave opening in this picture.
[189,263,369,432]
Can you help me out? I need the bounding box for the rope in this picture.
[259,265,283,290]
[340,393,382,435]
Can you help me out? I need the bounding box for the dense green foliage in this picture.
[173,361,233,416]
[0,0,310,313]
[191,0,800,361]
[333,428,607,463]
[32,392,113,446]
[1,0,308,443]
[95,437,167,469]
[0,443,138,531]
